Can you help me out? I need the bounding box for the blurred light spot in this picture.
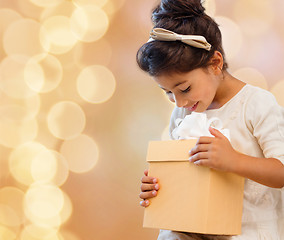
[202,0,216,17]
[103,0,126,16]
[59,191,73,225]
[0,8,22,39]
[0,187,25,227]
[60,134,99,173]
[24,190,72,228]
[24,184,64,220]
[0,225,16,240]
[73,0,109,8]
[50,151,69,186]
[234,0,274,36]
[0,113,38,148]
[0,55,37,99]
[70,5,109,42]
[161,125,171,141]
[24,54,63,93]
[77,65,116,104]
[31,150,69,186]
[31,149,58,183]
[20,224,60,240]
[215,16,243,60]
[40,1,74,21]
[233,67,268,90]
[47,101,86,140]
[74,40,112,67]
[270,80,284,107]
[29,0,64,8]
[0,94,40,122]
[40,16,78,55]
[3,19,44,57]
[9,142,47,186]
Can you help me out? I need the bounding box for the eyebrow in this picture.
[160,81,187,91]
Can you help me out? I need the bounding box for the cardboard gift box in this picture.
[143,139,245,235]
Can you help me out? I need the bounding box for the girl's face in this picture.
[154,67,223,112]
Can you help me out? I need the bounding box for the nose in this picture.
[173,94,188,108]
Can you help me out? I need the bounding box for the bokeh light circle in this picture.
[9,142,47,186]
[0,113,38,148]
[215,16,243,60]
[40,16,78,55]
[233,0,274,36]
[0,94,41,121]
[0,8,22,39]
[47,101,86,140]
[233,67,268,89]
[0,55,37,99]
[24,184,65,220]
[3,18,45,57]
[60,134,99,173]
[31,149,69,186]
[24,54,63,93]
[31,149,58,183]
[77,65,116,104]
[70,5,109,42]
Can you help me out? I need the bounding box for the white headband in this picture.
[148,28,211,51]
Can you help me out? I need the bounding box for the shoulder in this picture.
[243,84,284,131]
[244,84,277,105]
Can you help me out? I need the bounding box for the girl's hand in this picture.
[139,170,159,207]
[189,127,240,172]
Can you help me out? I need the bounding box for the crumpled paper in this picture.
[172,112,230,140]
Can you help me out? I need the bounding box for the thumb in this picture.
[209,127,226,139]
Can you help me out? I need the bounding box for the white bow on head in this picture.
[148,28,211,51]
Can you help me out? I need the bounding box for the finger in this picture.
[209,127,226,139]
[144,169,148,176]
[139,190,158,200]
[196,136,214,144]
[141,176,158,184]
[140,199,150,207]
[193,159,211,167]
[141,183,159,192]
[189,152,209,163]
[189,143,211,156]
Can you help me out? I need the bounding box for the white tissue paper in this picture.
[172,112,230,140]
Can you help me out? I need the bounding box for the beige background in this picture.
[0,0,284,240]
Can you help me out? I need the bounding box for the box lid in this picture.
[147,139,197,162]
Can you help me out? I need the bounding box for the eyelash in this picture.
[165,86,190,94]
[181,86,190,93]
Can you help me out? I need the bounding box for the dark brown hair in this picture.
[136,0,228,76]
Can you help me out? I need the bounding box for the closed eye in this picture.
[181,86,190,93]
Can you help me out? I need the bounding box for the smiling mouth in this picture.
[187,102,199,111]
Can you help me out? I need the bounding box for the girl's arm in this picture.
[189,127,284,188]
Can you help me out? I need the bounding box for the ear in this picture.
[209,51,224,75]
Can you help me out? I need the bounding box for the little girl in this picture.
[137,0,284,240]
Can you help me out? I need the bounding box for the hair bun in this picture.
[152,0,205,23]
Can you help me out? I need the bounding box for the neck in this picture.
[209,70,245,110]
